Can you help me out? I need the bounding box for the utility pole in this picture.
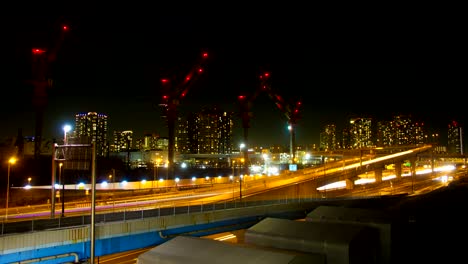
[90,142,97,264]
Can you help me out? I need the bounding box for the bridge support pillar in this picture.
[410,156,417,176]
[345,178,355,190]
[374,168,383,183]
[395,161,402,179]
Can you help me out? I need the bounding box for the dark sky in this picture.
[1,11,464,147]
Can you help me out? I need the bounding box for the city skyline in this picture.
[1,13,464,147]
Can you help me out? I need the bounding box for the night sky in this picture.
[1,11,464,147]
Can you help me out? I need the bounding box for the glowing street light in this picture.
[63,124,72,145]
[153,158,162,192]
[5,157,16,220]
[239,143,245,151]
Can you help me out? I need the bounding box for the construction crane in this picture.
[30,23,70,159]
[236,81,264,175]
[259,72,303,164]
[159,51,209,179]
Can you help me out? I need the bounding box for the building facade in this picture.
[73,112,108,157]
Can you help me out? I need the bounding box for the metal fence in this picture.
[0,197,316,236]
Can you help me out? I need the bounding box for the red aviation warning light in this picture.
[180,88,189,98]
[259,72,270,79]
[32,48,46,54]
[259,72,271,90]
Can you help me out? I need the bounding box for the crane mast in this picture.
[237,76,266,175]
[160,52,209,179]
[30,24,69,158]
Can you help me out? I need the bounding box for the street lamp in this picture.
[232,160,236,177]
[63,124,72,145]
[108,172,114,200]
[239,143,246,175]
[239,157,245,201]
[288,124,293,163]
[153,158,161,193]
[5,157,16,220]
[59,162,65,217]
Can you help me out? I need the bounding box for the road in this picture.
[2,154,462,222]
[97,230,246,264]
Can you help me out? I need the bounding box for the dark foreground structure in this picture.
[138,178,468,264]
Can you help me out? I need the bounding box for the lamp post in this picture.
[153,164,156,191]
[63,124,72,145]
[232,160,236,177]
[58,162,65,217]
[109,168,115,187]
[239,143,245,202]
[58,162,62,202]
[239,157,245,202]
[153,158,161,193]
[28,177,33,204]
[108,171,114,200]
[5,157,16,221]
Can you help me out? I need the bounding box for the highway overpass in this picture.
[0,144,463,263]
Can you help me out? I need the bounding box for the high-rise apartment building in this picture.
[175,115,196,154]
[448,120,463,154]
[348,117,374,149]
[74,112,108,156]
[112,130,133,152]
[135,133,166,151]
[176,107,233,154]
[320,124,337,151]
[341,114,436,150]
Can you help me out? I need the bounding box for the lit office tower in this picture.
[74,112,108,156]
[448,120,463,154]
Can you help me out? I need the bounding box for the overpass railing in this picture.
[1,195,340,236]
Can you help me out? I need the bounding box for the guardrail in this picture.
[0,197,323,236]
